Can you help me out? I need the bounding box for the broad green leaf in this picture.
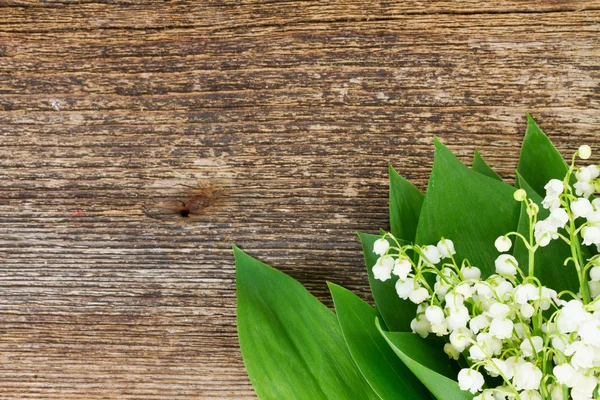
[328,283,430,400]
[389,164,424,241]
[517,114,568,197]
[415,138,521,278]
[513,174,579,293]
[359,232,416,332]
[234,246,379,400]
[472,149,502,182]
[377,321,472,400]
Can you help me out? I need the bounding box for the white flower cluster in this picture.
[372,145,600,399]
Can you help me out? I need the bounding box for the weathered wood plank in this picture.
[0,1,599,398]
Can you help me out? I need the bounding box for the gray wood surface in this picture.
[0,1,599,398]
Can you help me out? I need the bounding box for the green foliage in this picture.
[517,114,568,197]
[415,138,521,278]
[389,164,424,241]
[513,174,579,292]
[329,283,430,399]
[359,232,416,332]
[472,149,502,182]
[234,246,379,400]
[377,320,472,400]
[235,116,578,400]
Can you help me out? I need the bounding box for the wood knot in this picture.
[178,185,217,217]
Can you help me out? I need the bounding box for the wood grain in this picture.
[0,1,599,398]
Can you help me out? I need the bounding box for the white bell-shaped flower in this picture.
[444,292,465,310]
[446,305,470,331]
[486,302,511,319]
[578,318,600,346]
[514,361,542,391]
[571,198,593,219]
[575,164,599,182]
[547,207,569,229]
[392,258,412,281]
[425,305,445,325]
[520,303,535,319]
[449,327,473,352]
[494,236,512,252]
[513,321,531,339]
[409,287,430,304]
[589,280,600,298]
[565,342,595,369]
[454,282,473,299]
[574,181,595,198]
[410,315,430,338]
[470,333,501,361]
[570,373,598,399]
[436,238,456,259]
[582,226,600,246]
[556,300,590,333]
[544,179,564,197]
[461,266,481,281]
[457,368,485,394]
[519,390,542,400]
[430,320,449,336]
[542,195,561,210]
[490,357,513,379]
[534,220,557,247]
[539,287,558,310]
[489,317,513,339]
[395,277,415,299]
[421,245,441,264]
[520,336,543,358]
[373,238,390,256]
[553,363,576,386]
[474,282,494,299]
[469,315,490,334]
[514,283,540,305]
[443,343,460,360]
[589,265,600,281]
[495,254,518,275]
[373,256,394,281]
[548,385,564,400]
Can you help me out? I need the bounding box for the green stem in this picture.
[570,220,590,304]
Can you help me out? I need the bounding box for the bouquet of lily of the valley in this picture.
[233,116,600,400]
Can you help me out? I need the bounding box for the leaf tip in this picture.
[433,136,452,155]
[525,113,542,132]
[232,243,245,259]
[388,163,397,176]
[326,281,343,297]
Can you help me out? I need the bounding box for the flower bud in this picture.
[514,188,527,202]
[578,144,592,160]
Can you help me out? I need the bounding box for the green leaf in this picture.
[234,246,379,400]
[415,138,521,278]
[328,283,430,400]
[359,232,416,332]
[472,149,502,182]
[517,114,568,197]
[389,164,424,241]
[377,320,472,400]
[513,174,579,293]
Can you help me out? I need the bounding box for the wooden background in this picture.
[1,1,599,398]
